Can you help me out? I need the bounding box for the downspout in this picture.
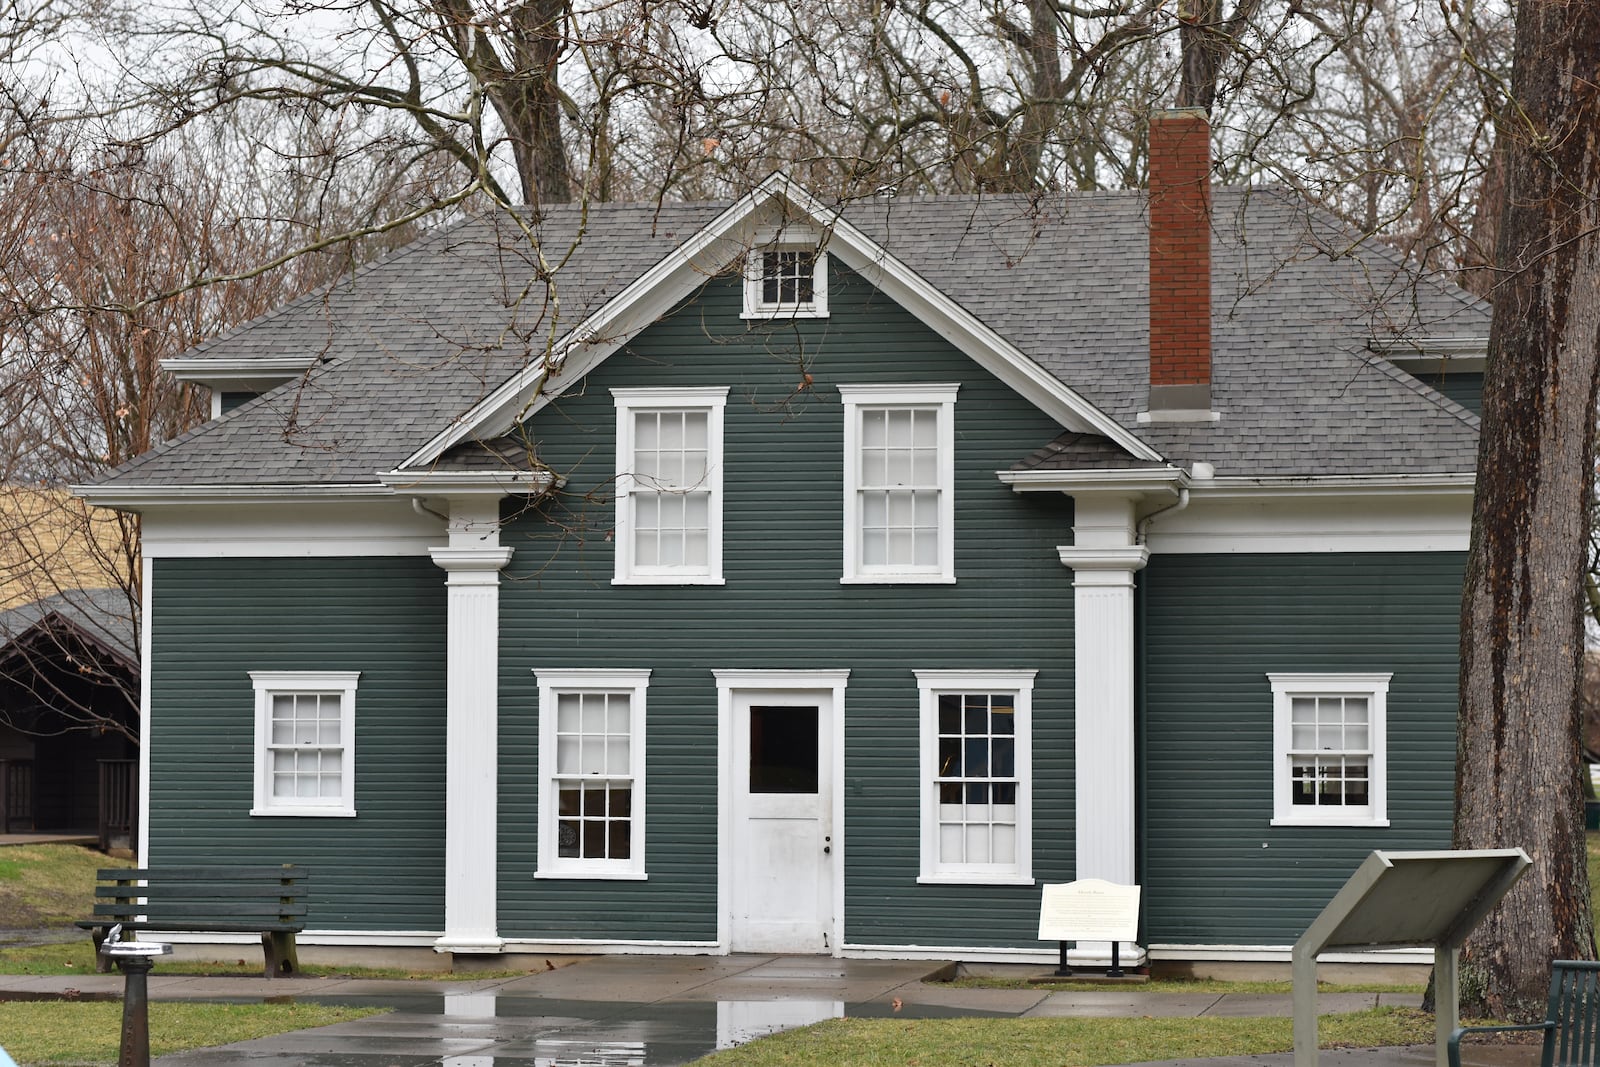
[1132,472,1196,972]
[1136,488,1190,545]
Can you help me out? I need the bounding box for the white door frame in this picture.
[714,669,848,956]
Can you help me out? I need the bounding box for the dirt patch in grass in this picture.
[0,844,131,929]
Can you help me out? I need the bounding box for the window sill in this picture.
[1269,816,1389,828]
[612,576,726,586]
[740,307,828,320]
[534,869,649,881]
[250,807,357,818]
[841,574,956,585]
[916,873,1035,887]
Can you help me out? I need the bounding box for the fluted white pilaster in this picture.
[431,498,512,955]
[1058,492,1147,967]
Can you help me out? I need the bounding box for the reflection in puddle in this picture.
[527,1038,646,1066]
[715,999,843,1049]
[445,991,500,1018]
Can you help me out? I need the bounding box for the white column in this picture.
[1057,492,1147,967]
[430,498,512,955]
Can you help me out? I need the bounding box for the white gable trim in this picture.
[397,174,1160,471]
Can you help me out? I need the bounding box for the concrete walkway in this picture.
[0,954,1539,1066]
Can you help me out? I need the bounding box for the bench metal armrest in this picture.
[1448,1022,1555,1067]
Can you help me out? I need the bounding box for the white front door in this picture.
[728,690,836,953]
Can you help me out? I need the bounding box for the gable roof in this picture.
[80,180,1487,500]
[0,587,138,672]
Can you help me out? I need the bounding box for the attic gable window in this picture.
[742,237,828,319]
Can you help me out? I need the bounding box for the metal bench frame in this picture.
[1450,960,1600,1067]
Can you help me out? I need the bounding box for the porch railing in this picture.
[97,759,137,852]
[0,760,35,833]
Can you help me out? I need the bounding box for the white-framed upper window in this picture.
[535,669,650,879]
[839,383,958,584]
[1269,672,1391,827]
[612,387,728,585]
[742,233,828,319]
[916,670,1035,884]
[249,670,359,818]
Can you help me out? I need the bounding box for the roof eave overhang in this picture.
[376,469,559,497]
[72,482,396,510]
[1192,472,1476,498]
[997,467,1190,496]
[1367,337,1488,373]
[398,173,1161,471]
[163,356,313,392]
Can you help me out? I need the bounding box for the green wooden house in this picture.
[78,111,1486,970]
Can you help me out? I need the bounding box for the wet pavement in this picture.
[0,953,1539,1066]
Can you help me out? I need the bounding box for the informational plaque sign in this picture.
[1038,879,1141,943]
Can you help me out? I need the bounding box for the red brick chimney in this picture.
[1145,108,1213,417]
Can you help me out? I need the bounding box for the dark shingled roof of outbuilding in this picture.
[89,185,1485,490]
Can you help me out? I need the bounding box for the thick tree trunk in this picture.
[1454,0,1600,1021]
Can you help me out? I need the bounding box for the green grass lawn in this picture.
[0,1001,383,1064]
[0,846,131,929]
[694,1008,1435,1066]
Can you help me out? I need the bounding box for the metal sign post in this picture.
[1290,849,1530,1067]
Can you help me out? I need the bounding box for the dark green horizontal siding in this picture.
[1141,552,1463,945]
[148,557,447,931]
[499,262,1077,947]
[1410,371,1483,418]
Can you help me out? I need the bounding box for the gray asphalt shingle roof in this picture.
[92,186,1485,489]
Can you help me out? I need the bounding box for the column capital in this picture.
[1057,545,1149,584]
[430,545,514,580]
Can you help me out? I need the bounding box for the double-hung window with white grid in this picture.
[839,384,957,583]
[250,671,359,817]
[916,670,1034,884]
[1268,673,1390,826]
[535,669,650,879]
[612,388,727,585]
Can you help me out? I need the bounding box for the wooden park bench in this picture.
[78,865,309,978]
[1449,960,1600,1067]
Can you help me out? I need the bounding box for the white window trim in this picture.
[1268,672,1391,827]
[611,387,728,586]
[535,668,651,880]
[741,229,829,319]
[249,670,360,818]
[915,669,1036,885]
[839,383,959,584]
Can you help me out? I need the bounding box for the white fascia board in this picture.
[134,497,444,558]
[163,356,313,391]
[1367,337,1488,371]
[398,178,795,472]
[1147,478,1472,553]
[377,469,557,497]
[818,225,1162,463]
[73,482,395,510]
[1193,473,1475,498]
[997,467,1189,495]
[399,172,1158,470]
